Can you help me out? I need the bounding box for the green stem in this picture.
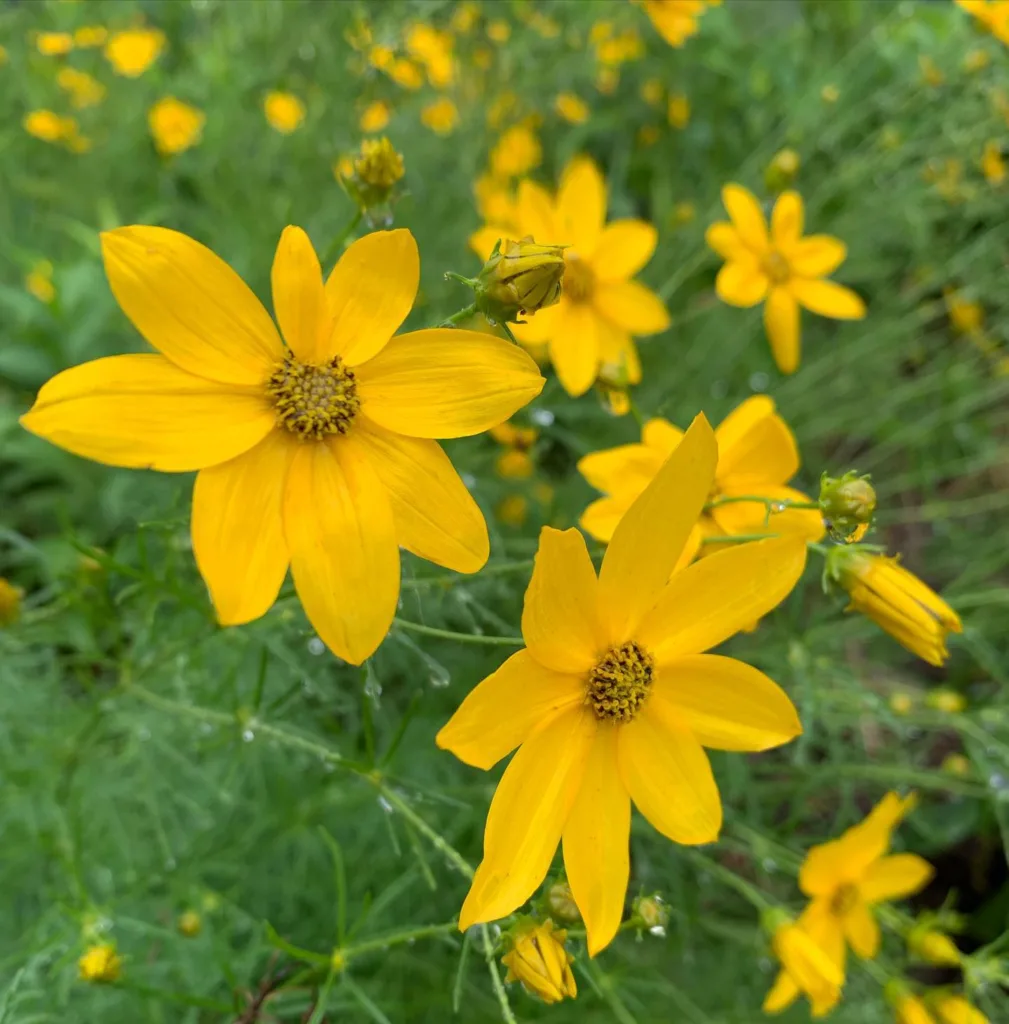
[340,921,459,961]
[704,495,820,512]
[393,618,525,647]
[700,532,781,545]
[481,924,517,1024]
[322,209,363,270]
[684,850,771,910]
[438,303,477,328]
[374,784,474,880]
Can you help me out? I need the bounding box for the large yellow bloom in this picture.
[579,395,824,562]
[472,156,669,396]
[21,227,543,664]
[955,0,1009,45]
[766,793,933,1016]
[104,28,166,77]
[438,416,806,954]
[639,0,720,48]
[707,184,866,374]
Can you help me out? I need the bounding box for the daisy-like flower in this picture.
[104,27,166,77]
[21,228,543,664]
[955,0,1009,45]
[639,0,720,48]
[765,793,933,1016]
[707,185,866,374]
[473,155,669,396]
[579,396,824,564]
[148,97,205,156]
[764,911,844,1017]
[438,416,807,954]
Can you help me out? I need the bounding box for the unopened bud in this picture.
[633,893,669,933]
[78,943,122,983]
[908,924,961,966]
[926,688,966,714]
[940,753,971,777]
[177,910,201,937]
[475,237,566,324]
[501,919,576,1005]
[819,471,876,543]
[336,136,405,226]
[545,882,581,923]
[765,148,801,192]
[0,578,23,626]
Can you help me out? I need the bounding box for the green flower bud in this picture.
[475,236,566,324]
[545,881,581,923]
[633,893,669,933]
[818,470,876,542]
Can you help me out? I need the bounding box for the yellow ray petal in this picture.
[324,229,419,366]
[516,179,560,243]
[764,285,801,373]
[579,495,634,544]
[21,354,275,471]
[522,527,604,674]
[787,235,847,278]
[712,484,824,542]
[716,260,769,307]
[356,328,544,438]
[721,183,769,253]
[617,697,721,844]
[705,222,751,263]
[470,225,507,262]
[284,438,399,664]
[859,853,934,904]
[548,300,600,397]
[562,725,630,956]
[598,414,717,645]
[101,226,283,385]
[593,220,657,282]
[771,190,804,247]
[512,300,565,345]
[557,155,606,259]
[577,443,663,496]
[643,418,685,453]
[352,418,488,573]
[436,650,584,770]
[271,225,329,365]
[458,705,597,928]
[593,279,670,336]
[714,395,800,485]
[596,316,642,384]
[191,429,294,625]
[790,278,866,320]
[651,654,801,751]
[841,899,880,959]
[762,971,800,1014]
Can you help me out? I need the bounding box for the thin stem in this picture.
[374,784,474,880]
[684,850,771,910]
[438,303,478,328]
[481,924,517,1024]
[700,532,781,545]
[341,921,459,960]
[393,618,525,647]
[322,209,363,270]
[500,321,520,345]
[704,495,820,512]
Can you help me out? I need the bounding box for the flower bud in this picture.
[908,924,961,966]
[0,578,22,626]
[890,692,914,715]
[940,753,971,777]
[928,994,990,1024]
[177,910,201,937]
[78,943,122,983]
[765,148,801,192]
[885,981,936,1024]
[475,237,566,324]
[818,471,876,543]
[501,919,577,1005]
[545,881,581,924]
[926,688,966,714]
[336,137,405,226]
[633,893,669,933]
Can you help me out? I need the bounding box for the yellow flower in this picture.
[955,0,1009,45]
[477,238,566,321]
[596,66,620,94]
[37,31,75,56]
[595,28,644,65]
[473,155,670,396]
[404,22,455,88]
[641,78,664,106]
[359,100,391,133]
[148,97,205,156]
[667,93,690,128]
[555,92,589,125]
[930,995,990,1024]
[438,416,806,954]
[763,912,844,1017]
[389,58,424,90]
[940,753,971,777]
[368,44,395,71]
[707,184,866,374]
[57,67,107,109]
[353,136,405,189]
[640,0,718,48]
[487,19,511,43]
[501,920,577,1004]
[78,943,122,982]
[26,259,56,304]
[766,148,801,192]
[490,421,538,479]
[452,2,480,33]
[945,289,983,333]
[104,27,166,77]
[21,227,543,664]
[919,55,945,86]
[981,140,1005,184]
[963,47,990,72]
[420,97,458,135]
[0,578,23,625]
[264,91,305,134]
[490,124,542,179]
[495,493,528,526]
[889,692,914,715]
[926,688,966,713]
[768,793,932,1016]
[23,110,77,144]
[177,910,202,937]
[74,26,109,49]
[828,551,962,666]
[579,396,825,560]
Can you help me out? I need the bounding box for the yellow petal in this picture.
[712,483,825,542]
[577,443,662,496]
[637,537,807,661]
[651,654,801,751]
[436,650,584,770]
[516,179,560,243]
[933,995,989,1024]
[351,418,488,573]
[580,495,633,544]
[511,300,564,345]
[101,226,283,385]
[705,222,751,263]
[842,899,880,958]
[787,235,847,277]
[522,527,604,673]
[643,418,684,453]
[562,725,630,956]
[762,971,800,1014]
[593,220,657,282]
[356,328,544,438]
[557,155,606,258]
[191,430,293,625]
[459,705,597,929]
[617,697,722,844]
[271,225,329,365]
[596,315,642,384]
[790,278,866,320]
[714,394,799,484]
[721,183,769,253]
[324,229,419,366]
[764,285,801,373]
[771,190,804,246]
[593,279,670,335]
[716,260,769,307]
[598,414,717,645]
[21,354,275,471]
[284,437,399,664]
[471,225,506,261]
[859,854,934,904]
[549,301,600,397]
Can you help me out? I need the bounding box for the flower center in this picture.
[562,253,594,303]
[267,353,360,440]
[586,641,655,723]
[762,249,791,284]
[830,883,859,916]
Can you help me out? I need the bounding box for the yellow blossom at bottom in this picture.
[79,943,122,982]
[502,920,576,1004]
[149,97,205,155]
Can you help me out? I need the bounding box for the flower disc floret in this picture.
[586,641,654,722]
[267,353,360,439]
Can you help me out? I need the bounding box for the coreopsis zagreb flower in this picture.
[763,910,844,1017]
[36,31,75,56]
[955,0,1009,45]
[264,91,306,133]
[579,396,824,561]
[148,98,205,156]
[473,156,669,396]
[78,943,122,982]
[438,416,806,954]
[21,227,543,664]
[420,97,459,135]
[766,793,933,1016]
[826,549,962,666]
[23,110,76,144]
[359,100,391,133]
[639,0,720,48]
[554,93,589,124]
[404,22,456,88]
[104,27,165,77]
[490,124,542,179]
[707,185,866,374]
[74,26,109,49]
[501,920,577,1004]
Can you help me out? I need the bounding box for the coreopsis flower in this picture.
[148,98,205,156]
[707,184,866,374]
[23,110,76,144]
[940,753,971,777]
[420,97,458,135]
[818,471,875,543]
[438,417,806,953]
[473,155,669,396]
[487,19,511,43]
[555,92,589,124]
[475,238,566,323]
[74,26,109,48]
[21,227,543,664]
[339,138,405,224]
[944,289,983,333]
[639,0,720,48]
[981,140,1005,184]
[955,0,1009,45]
[359,100,391,133]
[0,578,22,626]
[26,260,56,304]
[501,920,577,1004]
[104,28,166,77]
[763,910,844,1017]
[452,2,480,33]
[490,124,542,179]
[667,93,690,128]
[264,91,305,133]
[389,58,424,90]
[490,421,537,479]
[826,549,962,666]
[929,995,990,1024]
[57,68,106,109]
[404,22,455,88]
[78,943,122,982]
[37,31,75,56]
[579,396,824,561]
[767,793,933,1016]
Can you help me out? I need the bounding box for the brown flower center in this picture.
[762,249,792,284]
[267,353,360,440]
[562,253,594,303]
[830,883,859,916]
[586,641,655,723]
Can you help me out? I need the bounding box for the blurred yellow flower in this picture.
[963,47,990,71]
[487,19,511,43]
[78,943,122,982]
[889,692,914,715]
[926,688,966,713]
[596,28,644,65]
[707,184,866,374]
[495,493,528,527]
[74,26,109,48]
[908,924,961,965]
[981,139,1005,183]
[667,92,690,128]
[405,22,455,88]
[104,27,166,77]
[888,986,936,1024]
[766,147,801,192]
[0,578,23,626]
[490,421,538,479]
[21,226,543,664]
[637,124,660,147]
[764,913,844,1018]
[0,44,7,65]
[640,0,719,48]
[596,66,620,94]
[264,91,305,133]
[930,995,991,1024]
[389,57,424,90]
[578,396,825,559]
[919,55,945,86]
[439,416,806,955]
[529,12,561,38]
[452,2,480,34]
[23,109,76,144]
[26,259,56,304]
[940,753,971,777]
[671,200,696,225]
[359,100,391,133]
[36,31,75,56]
[490,124,541,178]
[555,92,589,124]
[420,96,458,135]
[641,78,664,106]
[149,97,205,155]
[955,0,1009,45]
[821,83,840,102]
[177,910,202,937]
[474,174,517,227]
[350,136,404,190]
[368,44,395,71]
[502,921,577,1004]
[472,46,493,70]
[945,289,983,333]
[57,67,107,109]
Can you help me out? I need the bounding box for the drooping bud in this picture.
[475,237,566,324]
[0,578,23,626]
[908,923,961,966]
[545,881,581,924]
[501,919,577,1005]
[336,136,405,227]
[78,943,122,983]
[818,471,876,542]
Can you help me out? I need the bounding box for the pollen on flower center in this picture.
[763,249,791,284]
[562,253,594,303]
[267,353,360,440]
[586,641,655,722]
[830,883,859,916]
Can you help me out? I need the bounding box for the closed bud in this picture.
[475,237,566,324]
[545,881,581,923]
[926,688,966,714]
[765,147,801,192]
[177,910,201,937]
[501,919,577,1005]
[0,578,22,626]
[634,893,669,933]
[78,943,122,983]
[886,981,936,1024]
[940,753,971,777]
[336,137,405,226]
[908,924,961,966]
[819,471,876,542]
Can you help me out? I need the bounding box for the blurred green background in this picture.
[1,0,1008,1020]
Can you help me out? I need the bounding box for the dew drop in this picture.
[242,728,255,743]
[530,408,555,426]
[307,637,325,656]
[648,925,666,938]
[749,371,769,392]
[377,795,394,814]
